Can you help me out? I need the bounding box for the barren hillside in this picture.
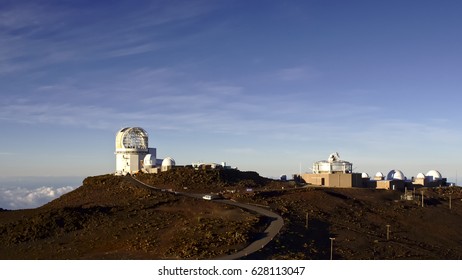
[1,169,461,260]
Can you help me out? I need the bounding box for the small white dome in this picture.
[426,170,442,181]
[375,172,384,178]
[162,157,176,167]
[416,173,426,179]
[361,173,370,179]
[387,170,405,181]
[143,154,154,166]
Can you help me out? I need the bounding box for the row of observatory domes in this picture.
[362,170,443,182]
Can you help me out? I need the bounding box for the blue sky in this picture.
[1,0,461,186]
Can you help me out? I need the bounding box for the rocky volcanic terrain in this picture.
[1,168,462,260]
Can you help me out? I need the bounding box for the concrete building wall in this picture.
[301,173,362,188]
[116,153,145,175]
[161,165,174,172]
[302,174,325,186]
[412,178,426,187]
[375,180,405,190]
[351,173,364,188]
[412,178,447,188]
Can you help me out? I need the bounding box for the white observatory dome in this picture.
[387,170,405,181]
[162,157,176,167]
[416,173,426,179]
[115,127,149,152]
[361,173,370,179]
[375,172,384,178]
[426,170,442,181]
[143,154,155,168]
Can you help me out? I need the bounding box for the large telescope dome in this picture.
[115,127,149,152]
[387,170,405,181]
[426,170,442,181]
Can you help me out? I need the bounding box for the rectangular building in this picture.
[301,173,363,188]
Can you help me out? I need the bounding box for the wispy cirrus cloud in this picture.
[0,0,219,75]
[4,63,454,147]
[275,66,321,81]
[106,42,163,58]
[0,2,65,30]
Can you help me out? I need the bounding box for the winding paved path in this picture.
[126,176,284,260]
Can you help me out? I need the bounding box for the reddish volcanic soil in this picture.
[0,174,268,259]
[1,169,462,260]
[242,187,462,259]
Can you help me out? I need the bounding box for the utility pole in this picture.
[386,225,391,241]
[329,237,335,260]
[305,212,309,229]
[421,190,424,208]
[449,195,452,210]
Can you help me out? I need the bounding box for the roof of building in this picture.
[162,157,176,167]
[426,170,442,181]
[143,154,155,165]
[387,170,405,181]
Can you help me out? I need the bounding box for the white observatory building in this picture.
[115,127,157,175]
[161,157,176,172]
[301,153,362,188]
[412,170,446,187]
[312,152,353,174]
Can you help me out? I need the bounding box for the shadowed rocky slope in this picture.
[0,172,269,259]
[1,169,462,259]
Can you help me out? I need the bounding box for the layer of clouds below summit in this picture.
[0,186,75,210]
